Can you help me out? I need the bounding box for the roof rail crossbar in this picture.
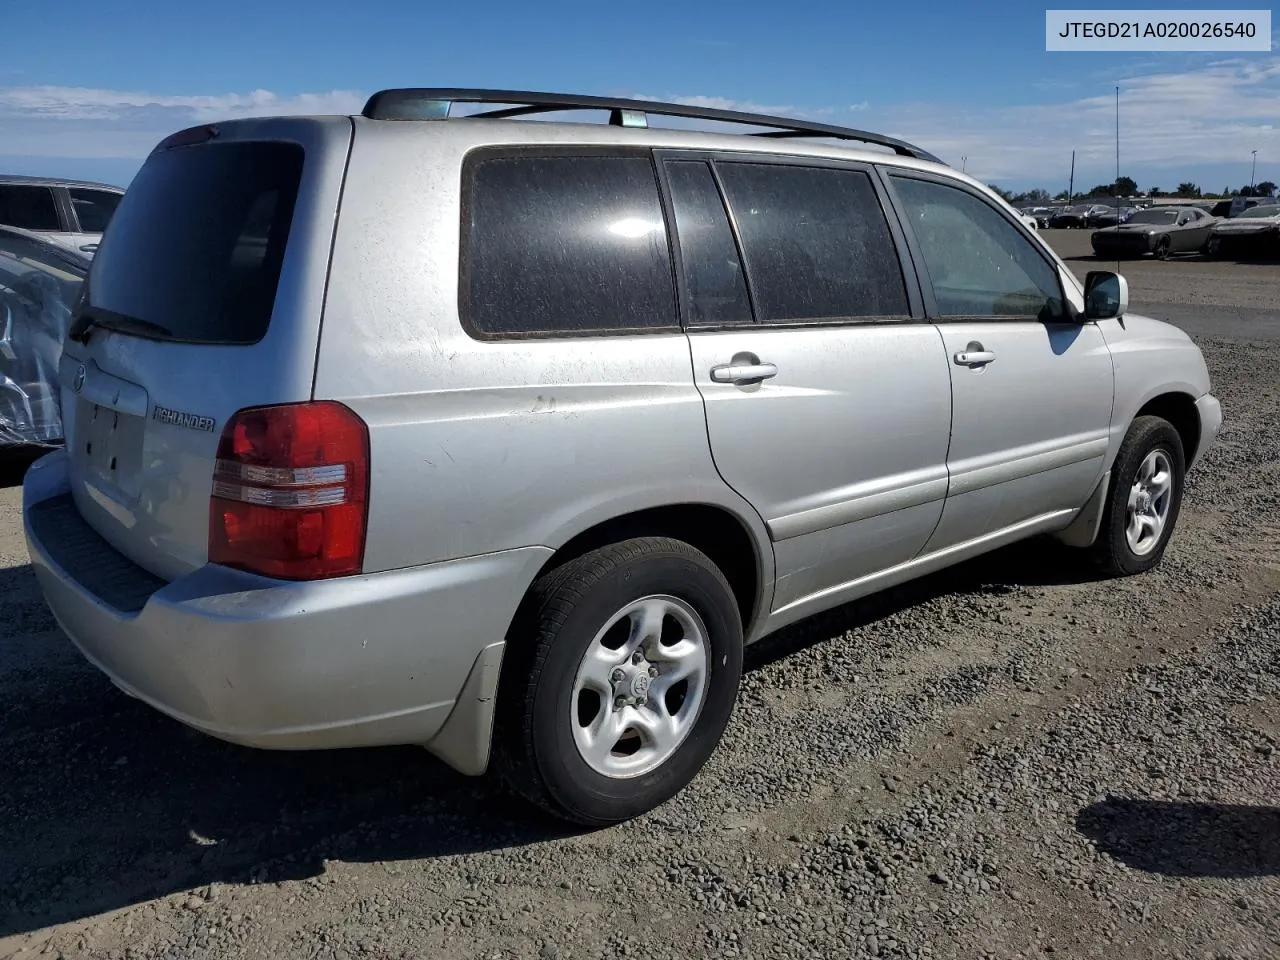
[360,88,941,162]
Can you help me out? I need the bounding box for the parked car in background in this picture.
[0,225,89,451]
[1087,205,1137,229]
[1049,205,1090,228]
[1209,199,1233,218]
[1228,194,1279,219]
[0,175,124,258]
[21,89,1222,825]
[1090,205,1216,260]
[1206,204,1280,259]
[1028,207,1057,228]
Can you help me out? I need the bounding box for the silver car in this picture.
[0,174,125,258]
[22,89,1223,825]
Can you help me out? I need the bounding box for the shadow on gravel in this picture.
[1077,797,1280,878]
[0,453,35,489]
[746,535,1098,671]
[0,561,584,937]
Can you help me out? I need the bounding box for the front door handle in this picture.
[710,362,778,384]
[953,343,996,367]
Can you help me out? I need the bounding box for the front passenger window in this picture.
[890,175,1066,322]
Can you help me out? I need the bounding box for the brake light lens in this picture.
[208,401,370,580]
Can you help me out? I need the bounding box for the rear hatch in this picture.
[57,117,353,582]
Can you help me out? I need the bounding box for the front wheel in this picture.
[493,537,743,825]
[1089,416,1186,576]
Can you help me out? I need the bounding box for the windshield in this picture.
[1237,206,1280,219]
[1126,209,1179,225]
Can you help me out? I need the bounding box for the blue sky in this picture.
[2,0,1277,194]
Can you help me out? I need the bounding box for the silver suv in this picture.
[22,89,1222,825]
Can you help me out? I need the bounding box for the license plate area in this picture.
[79,398,146,498]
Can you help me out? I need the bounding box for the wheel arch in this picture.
[521,502,773,641]
[1134,391,1201,468]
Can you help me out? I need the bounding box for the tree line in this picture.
[986,176,1277,205]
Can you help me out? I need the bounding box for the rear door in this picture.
[57,118,352,581]
[661,153,953,617]
[883,171,1114,552]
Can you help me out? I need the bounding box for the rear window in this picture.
[86,141,304,344]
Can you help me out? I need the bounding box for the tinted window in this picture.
[890,176,1065,321]
[464,154,676,336]
[1129,209,1178,225]
[86,141,303,344]
[714,162,908,322]
[664,160,752,326]
[68,188,122,233]
[0,185,60,231]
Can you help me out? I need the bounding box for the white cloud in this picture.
[0,85,366,159]
[873,56,1280,184]
[630,93,801,116]
[3,63,1278,189]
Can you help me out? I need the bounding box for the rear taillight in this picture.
[208,401,370,580]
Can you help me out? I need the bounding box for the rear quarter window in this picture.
[460,151,678,338]
[86,141,304,345]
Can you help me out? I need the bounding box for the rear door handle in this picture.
[710,362,778,384]
[953,349,996,367]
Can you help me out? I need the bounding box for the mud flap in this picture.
[423,640,506,776]
[1053,471,1111,548]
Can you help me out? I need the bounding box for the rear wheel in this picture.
[494,537,743,825]
[1155,236,1172,260]
[1089,416,1185,576]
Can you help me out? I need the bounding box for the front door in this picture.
[883,171,1115,551]
[660,154,954,618]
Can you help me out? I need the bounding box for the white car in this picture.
[0,175,125,258]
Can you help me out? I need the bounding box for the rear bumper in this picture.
[1191,393,1223,472]
[22,450,551,767]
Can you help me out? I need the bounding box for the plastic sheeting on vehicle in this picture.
[0,231,86,448]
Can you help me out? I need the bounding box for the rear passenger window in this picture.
[664,160,752,327]
[713,162,909,323]
[463,154,677,337]
[0,185,61,232]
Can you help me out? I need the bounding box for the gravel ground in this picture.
[1,237,1277,960]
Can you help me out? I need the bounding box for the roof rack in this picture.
[359,88,943,163]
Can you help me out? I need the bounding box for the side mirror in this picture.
[1084,270,1128,320]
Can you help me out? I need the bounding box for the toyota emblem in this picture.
[73,364,86,394]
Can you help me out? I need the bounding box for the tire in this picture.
[493,537,743,826]
[1155,236,1172,260]
[1089,416,1186,576]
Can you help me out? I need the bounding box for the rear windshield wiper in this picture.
[68,308,173,344]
